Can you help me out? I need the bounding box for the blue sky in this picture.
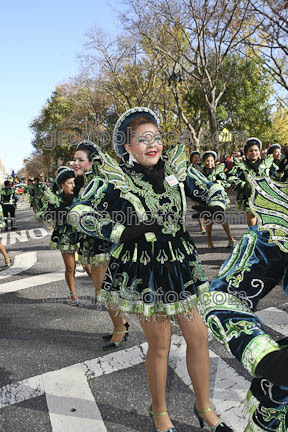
[0,0,122,173]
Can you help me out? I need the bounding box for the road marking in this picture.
[209,351,249,429]
[0,343,148,432]
[15,202,27,208]
[84,342,147,378]
[43,365,107,432]
[257,307,288,337]
[0,375,44,408]
[8,230,29,244]
[26,228,50,240]
[0,228,50,246]
[0,343,148,409]
[0,252,37,281]
[0,345,147,409]
[0,270,86,295]
[0,232,8,246]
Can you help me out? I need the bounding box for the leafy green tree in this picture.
[30,81,112,174]
[269,106,288,145]
[215,55,274,148]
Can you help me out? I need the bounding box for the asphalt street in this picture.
[0,197,287,432]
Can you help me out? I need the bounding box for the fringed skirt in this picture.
[98,230,209,319]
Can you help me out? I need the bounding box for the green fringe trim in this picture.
[49,240,78,253]
[98,290,198,318]
[241,334,280,376]
[78,253,110,266]
[241,389,258,426]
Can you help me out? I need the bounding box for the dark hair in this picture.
[61,175,74,187]
[190,151,200,163]
[244,138,262,155]
[4,180,10,187]
[203,153,213,162]
[74,148,93,162]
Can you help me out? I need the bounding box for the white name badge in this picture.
[165,175,179,187]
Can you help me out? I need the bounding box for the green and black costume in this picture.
[69,145,228,318]
[0,184,17,230]
[226,156,279,212]
[75,170,111,266]
[30,182,46,214]
[198,174,288,431]
[43,188,79,254]
[199,163,229,189]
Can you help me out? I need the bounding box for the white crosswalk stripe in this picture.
[43,366,108,432]
[15,201,27,208]
[0,344,148,409]
[0,269,86,295]
[257,306,288,337]
[0,251,37,281]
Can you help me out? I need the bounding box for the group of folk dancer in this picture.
[6,107,288,431]
[0,175,47,268]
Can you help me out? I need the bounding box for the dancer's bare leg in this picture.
[177,313,221,427]
[84,264,92,277]
[246,212,257,226]
[222,220,234,241]
[0,242,9,264]
[199,217,205,233]
[206,220,213,247]
[107,308,128,343]
[91,263,108,297]
[140,316,173,430]
[61,252,77,301]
